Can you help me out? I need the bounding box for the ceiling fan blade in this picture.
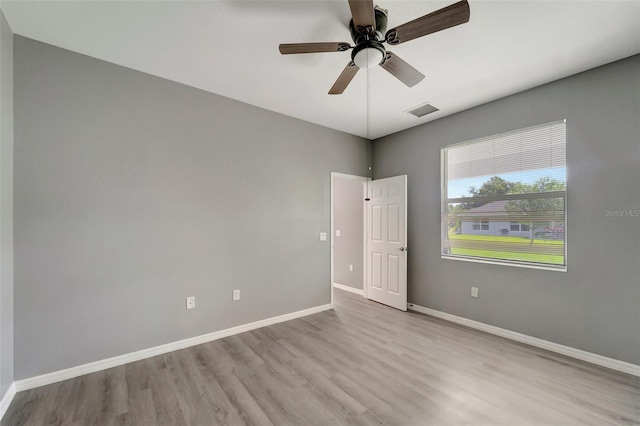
[329,62,360,95]
[348,0,376,34]
[380,52,425,88]
[385,0,470,45]
[279,42,351,55]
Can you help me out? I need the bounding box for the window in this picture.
[510,222,530,232]
[472,220,489,231]
[442,121,566,269]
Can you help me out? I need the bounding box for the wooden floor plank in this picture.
[208,369,274,426]
[3,289,639,425]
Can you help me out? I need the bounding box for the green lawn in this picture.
[446,233,565,265]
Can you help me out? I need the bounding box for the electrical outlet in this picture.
[320,232,327,241]
[233,289,240,301]
[471,287,479,298]
[186,296,195,309]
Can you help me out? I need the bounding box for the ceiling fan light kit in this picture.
[352,42,385,68]
[279,0,470,95]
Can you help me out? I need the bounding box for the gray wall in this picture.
[14,36,369,379]
[373,55,640,365]
[0,9,14,397]
[332,175,365,290]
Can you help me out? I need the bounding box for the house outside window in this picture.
[441,120,566,270]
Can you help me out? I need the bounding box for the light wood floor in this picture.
[4,289,640,425]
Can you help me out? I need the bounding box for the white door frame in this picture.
[330,172,368,308]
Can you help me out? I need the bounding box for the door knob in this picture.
[400,247,407,252]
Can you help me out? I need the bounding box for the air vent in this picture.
[407,103,439,118]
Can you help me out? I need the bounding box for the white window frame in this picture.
[441,121,567,271]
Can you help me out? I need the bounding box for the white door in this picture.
[366,175,407,311]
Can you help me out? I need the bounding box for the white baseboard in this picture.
[408,303,640,378]
[15,303,332,392]
[0,382,16,421]
[333,282,364,296]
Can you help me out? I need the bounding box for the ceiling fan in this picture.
[279,0,470,95]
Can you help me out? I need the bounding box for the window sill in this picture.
[441,254,567,272]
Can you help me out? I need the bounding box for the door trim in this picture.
[330,172,368,308]
[362,179,368,299]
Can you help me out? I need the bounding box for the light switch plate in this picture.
[186,296,195,309]
[336,230,341,237]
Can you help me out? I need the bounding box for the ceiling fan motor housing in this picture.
[349,7,388,43]
[349,7,389,68]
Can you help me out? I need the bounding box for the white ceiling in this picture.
[2,0,639,139]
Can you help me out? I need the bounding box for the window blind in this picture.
[441,121,566,269]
